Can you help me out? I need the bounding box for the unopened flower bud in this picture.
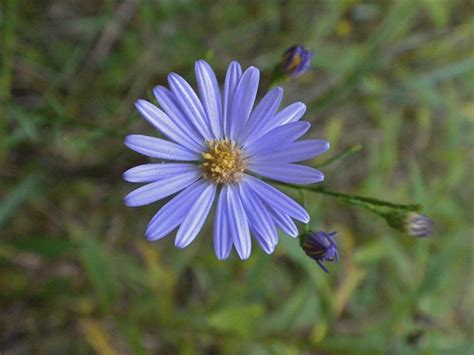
[381,210,433,238]
[282,45,313,78]
[406,213,433,238]
[300,231,339,272]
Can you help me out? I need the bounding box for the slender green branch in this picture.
[276,182,421,212]
[0,0,20,163]
[316,144,362,168]
[298,189,311,232]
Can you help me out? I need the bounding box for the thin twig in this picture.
[87,0,140,67]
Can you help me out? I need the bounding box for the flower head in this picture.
[282,45,313,77]
[407,213,433,238]
[301,231,339,272]
[381,209,433,238]
[124,60,329,260]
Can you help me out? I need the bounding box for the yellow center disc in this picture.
[201,139,246,184]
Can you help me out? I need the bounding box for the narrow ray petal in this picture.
[146,180,208,240]
[124,170,201,207]
[135,99,202,152]
[240,86,283,142]
[245,175,309,223]
[272,102,306,125]
[195,60,222,139]
[244,121,310,157]
[249,225,275,254]
[175,182,216,248]
[249,140,329,164]
[123,163,199,183]
[124,135,199,161]
[248,163,324,184]
[239,181,278,247]
[153,86,205,150]
[228,67,260,140]
[214,187,233,260]
[245,102,306,145]
[251,192,299,238]
[227,185,251,259]
[265,207,299,238]
[222,61,243,137]
[168,72,212,140]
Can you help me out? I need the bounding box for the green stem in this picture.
[276,182,421,213]
[316,144,362,168]
[298,189,311,232]
[0,0,20,163]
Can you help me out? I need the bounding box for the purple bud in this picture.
[282,45,313,78]
[301,231,339,272]
[407,213,433,238]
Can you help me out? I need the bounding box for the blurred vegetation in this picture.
[1,0,473,353]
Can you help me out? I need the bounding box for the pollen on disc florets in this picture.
[201,139,246,184]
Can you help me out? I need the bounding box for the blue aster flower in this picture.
[124,60,329,260]
[301,231,339,272]
[282,45,313,77]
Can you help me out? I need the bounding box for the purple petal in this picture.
[266,207,299,238]
[135,99,202,152]
[213,186,233,260]
[249,139,329,164]
[244,102,306,146]
[228,67,260,140]
[153,86,205,150]
[239,181,278,252]
[123,163,198,183]
[251,192,299,238]
[222,61,243,138]
[248,163,324,184]
[240,87,283,143]
[146,180,208,240]
[244,121,310,157]
[245,175,309,223]
[124,170,201,207]
[175,182,216,248]
[168,73,212,140]
[249,225,275,255]
[195,60,222,139]
[273,102,306,126]
[124,135,199,161]
[226,185,251,259]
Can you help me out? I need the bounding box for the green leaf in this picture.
[264,284,321,334]
[79,238,118,313]
[208,304,264,337]
[8,237,75,259]
[422,0,450,27]
[354,240,389,264]
[0,174,40,227]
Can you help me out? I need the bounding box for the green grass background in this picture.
[1,0,473,353]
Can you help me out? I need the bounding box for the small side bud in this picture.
[300,231,339,272]
[406,213,433,238]
[282,45,313,78]
[381,210,433,238]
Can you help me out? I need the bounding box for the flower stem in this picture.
[276,182,421,213]
[315,144,362,168]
